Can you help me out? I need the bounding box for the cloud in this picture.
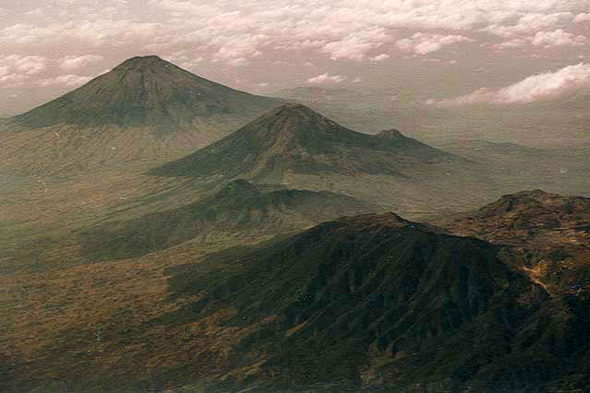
[0,0,588,104]
[483,12,574,37]
[320,28,391,60]
[210,34,265,65]
[574,13,590,22]
[60,55,104,71]
[494,38,529,49]
[164,50,205,70]
[396,33,473,54]
[38,74,93,87]
[431,63,590,105]
[531,29,587,47]
[25,8,45,18]
[0,0,588,69]
[147,1,586,65]
[370,53,390,62]
[0,19,160,47]
[6,55,47,75]
[0,55,48,87]
[494,29,587,49]
[307,73,346,84]
[0,73,29,88]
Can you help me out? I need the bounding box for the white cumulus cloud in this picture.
[307,73,346,84]
[370,53,390,62]
[574,13,590,22]
[431,63,590,105]
[531,29,587,47]
[0,55,48,87]
[60,55,104,71]
[0,0,588,69]
[396,33,473,54]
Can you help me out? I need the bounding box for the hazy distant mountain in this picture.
[80,179,378,261]
[438,139,590,198]
[270,86,371,104]
[0,56,281,174]
[150,103,454,182]
[413,94,590,147]
[160,211,589,392]
[440,139,546,156]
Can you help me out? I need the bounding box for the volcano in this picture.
[13,55,279,130]
[150,103,454,181]
[0,56,281,174]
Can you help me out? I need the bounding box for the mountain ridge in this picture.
[149,103,455,181]
[79,179,380,261]
[157,211,589,392]
[433,189,590,300]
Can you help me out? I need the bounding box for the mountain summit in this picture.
[150,103,452,181]
[1,56,282,174]
[13,55,279,130]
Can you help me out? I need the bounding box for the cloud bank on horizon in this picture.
[429,63,590,105]
[0,0,589,114]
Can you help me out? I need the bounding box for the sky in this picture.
[1,0,589,116]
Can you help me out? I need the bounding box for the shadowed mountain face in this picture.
[434,190,590,299]
[150,104,454,181]
[0,56,281,174]
[12,56,279,131]
[79,179,379,261]
[158,212,589,392]
[437,190,590,242]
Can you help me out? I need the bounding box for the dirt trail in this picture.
[521,265,550,293]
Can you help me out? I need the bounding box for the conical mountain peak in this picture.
[112,55,173,72]
[211,102,346,147]
[12,56,279,132]
[151,105,454,181]
[259,103,332,128]
[376,129,405,140]
[272,103,319,117]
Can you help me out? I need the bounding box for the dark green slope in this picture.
[162,213,588,392]
[79,179,379,261]
[12,56,280,131]
[150,103,454,180]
